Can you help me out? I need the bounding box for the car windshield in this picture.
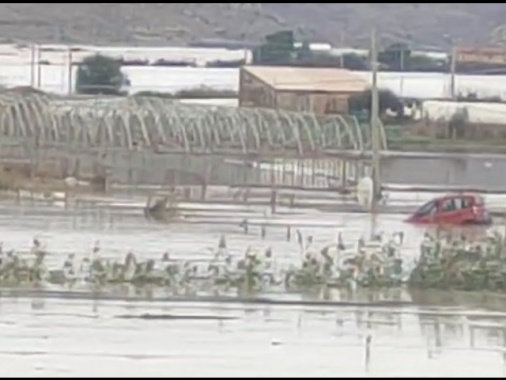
[415,200,437,216]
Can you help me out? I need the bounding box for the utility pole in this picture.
[36,45,42,89]
[400,47,405,72]
[339,31,345,68]
[67,47,73,95]
[450,46,457,100]
[30,44,35,87]
[370,28,381,207]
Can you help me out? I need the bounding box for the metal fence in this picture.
[0,89,386,188]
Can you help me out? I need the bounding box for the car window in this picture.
[416,200,437,216]
[440,198,457,212]
[461,197,472,209]
[453,197,465,210]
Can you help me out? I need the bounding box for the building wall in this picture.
[239,68,276,108]
[239,68,355,114]
[275,91,352,114]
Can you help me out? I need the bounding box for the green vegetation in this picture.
[73,32,506,75]
[75,54,129,95]
[251,30,506,74]
[74,54,237,98]
[251,31,450,72]
[5,230,506,295]
[348,88,403,117]
[252,30,369,70]
[409,232,506,292]
[135,87,237,99]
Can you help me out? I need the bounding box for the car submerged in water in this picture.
[406,193,492,226]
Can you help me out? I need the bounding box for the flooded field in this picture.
[3,296,506,377]
[1,203,506,377]
[0,203,420,270]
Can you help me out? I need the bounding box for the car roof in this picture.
[434,193,476,201]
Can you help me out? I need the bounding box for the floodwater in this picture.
[2,296,506,377]
[1,202,506,377]
[0,202,421,267]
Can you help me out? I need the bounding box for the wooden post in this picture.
[370,28,382,205]
[450,46,457,100]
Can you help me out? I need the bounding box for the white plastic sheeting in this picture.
[421,100,506,124]
[355,72,506,100]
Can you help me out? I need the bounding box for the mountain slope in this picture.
[263,3,506,48]
[0,3,503,48]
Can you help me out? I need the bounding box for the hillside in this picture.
[0,3,504,48]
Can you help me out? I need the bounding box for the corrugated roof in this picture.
[243,65,369,93]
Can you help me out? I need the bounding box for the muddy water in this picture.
[0,205,424,267]
[2,297,506,377]
[0,204,505,377]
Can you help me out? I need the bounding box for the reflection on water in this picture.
[0,296,505,377]
[0,204,505,376]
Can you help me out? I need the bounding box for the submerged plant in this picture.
[408,229,506,292]
[2,229,505,295]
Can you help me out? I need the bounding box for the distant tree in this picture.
[75,54,128,95]
[348,88,403,117]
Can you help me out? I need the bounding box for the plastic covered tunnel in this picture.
[0,89,388,156]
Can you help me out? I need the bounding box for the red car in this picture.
[406,193,492,226]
